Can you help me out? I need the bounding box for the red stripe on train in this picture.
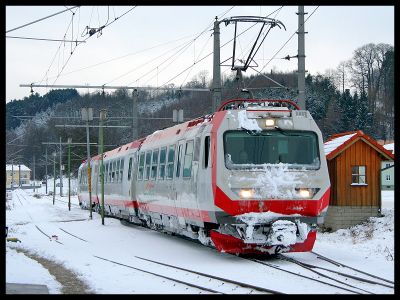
[214,186,330,216]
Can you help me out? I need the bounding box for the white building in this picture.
[381,143,394,191]
[6,164,31,188]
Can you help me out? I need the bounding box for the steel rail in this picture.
[282,256,394,289]
[311,251,394,285]
[92,255,222,294]
[58,228,89,242]
[134,255,282,294]
[277,255,375,294]
[250,258,361,294]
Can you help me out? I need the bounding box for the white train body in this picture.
[78,100,330,254]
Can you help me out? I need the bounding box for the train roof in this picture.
[79,99,302,167]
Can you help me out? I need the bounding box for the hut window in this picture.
[351,166,366,184]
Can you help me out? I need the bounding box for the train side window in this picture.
[204,136,210,169]
[108,162,112,183]
[145,151,152,180]
[116,159,120,182]
[112,160,116,183]
[105,162,108,183]
[166,145,175,179]
[127,157,133,181]
[120,159,124,182]
[176,144,182,178]
[158,147,166,180]
[183,140,194,178]
[151,149,159,180]
[138,152,145,180]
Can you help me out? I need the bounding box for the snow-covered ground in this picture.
[6,186,394,294]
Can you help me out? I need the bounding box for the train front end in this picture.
[210,100,330,254]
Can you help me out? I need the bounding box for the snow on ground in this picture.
[6,248,62,293]
[6,184,394,294]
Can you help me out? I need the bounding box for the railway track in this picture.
[9,190,393,294]
[8,194,280,294]
[245,251,394,295]
[93,255,282,294]
[311,251,394,285]
[278,253,394,290]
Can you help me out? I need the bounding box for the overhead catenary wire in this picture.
[51,6,137,85]
[122,6,235,87]
[247,6,319,88]
[6,6,79,33]
[39,34,194,83]
[105,36,196,86]
[155,6,286,91]
[37,6,80,86]
[155,6,285,92]
[6,36,86,43]
[180,34,213,88]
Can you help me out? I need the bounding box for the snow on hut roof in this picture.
[324,130,394,161]
[383,143,394,154]
[6,164,31,171]
[324,132,357,156]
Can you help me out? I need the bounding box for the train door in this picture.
[126,154,135,200]
[175,140,186,226]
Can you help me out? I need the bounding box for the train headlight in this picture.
[265,119,275,127]
[276,118,293,129]
[295,188,319,199]
[299,189,311,198]
[239,189,254,199]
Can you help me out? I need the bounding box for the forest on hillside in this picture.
[6,42,394,179]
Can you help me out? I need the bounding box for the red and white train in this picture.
[78,99,330,254]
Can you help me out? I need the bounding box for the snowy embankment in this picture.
[6,186,394,294]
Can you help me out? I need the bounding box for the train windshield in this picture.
[223,130,320,170]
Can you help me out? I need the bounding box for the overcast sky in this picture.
[5,5,394,102]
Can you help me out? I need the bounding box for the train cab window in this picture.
[151,149,159,180]
[223,130,320,170]
[183,140,194,178]
[138,152,145,180]
[120,159,124,182]
[204,136,210,169]
[166,145,175,179]
[158,147,167,180]
[145,151,152,180]
[127,157,133,181]
[176,144,182,178]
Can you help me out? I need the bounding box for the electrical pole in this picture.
[11,162,14,190]
[68,138,72,211]
[82,107,93,219]
[33,154,36,192]
[53,152,56,205]
[99,109,107,225]
[59,136,63,196]
[132,89,138,140]
[45,147,48,194]
[297,6,307,110]
[212,17,222,113]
